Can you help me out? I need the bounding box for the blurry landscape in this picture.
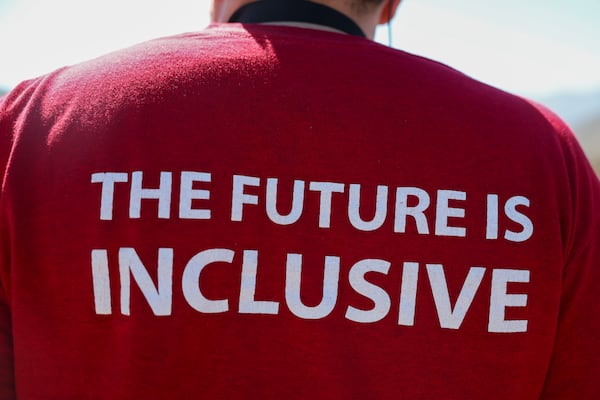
[0,85,598,176]
[543,90,600,175]
[582,118,600,174]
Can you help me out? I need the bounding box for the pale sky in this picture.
[1,0,599,99]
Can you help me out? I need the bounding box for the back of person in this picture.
[1,1,599,399]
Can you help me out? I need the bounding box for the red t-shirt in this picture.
[0,24,599,399]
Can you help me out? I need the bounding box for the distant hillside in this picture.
[539,89,600,177]
[578,116,600,176]
[541,90,600,130]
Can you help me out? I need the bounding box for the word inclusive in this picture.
[91,247,529,333]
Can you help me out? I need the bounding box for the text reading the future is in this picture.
[90,171,535,333]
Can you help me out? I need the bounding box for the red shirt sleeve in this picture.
[0,87,17,400]
[539,115,600,399]
[0,292,15,400]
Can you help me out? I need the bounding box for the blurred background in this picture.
[1,0,599,175]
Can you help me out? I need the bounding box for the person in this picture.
[0,0,598,398]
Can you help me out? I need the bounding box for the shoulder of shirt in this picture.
[0,23,578,149]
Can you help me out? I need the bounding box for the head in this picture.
[211,0,402,39]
